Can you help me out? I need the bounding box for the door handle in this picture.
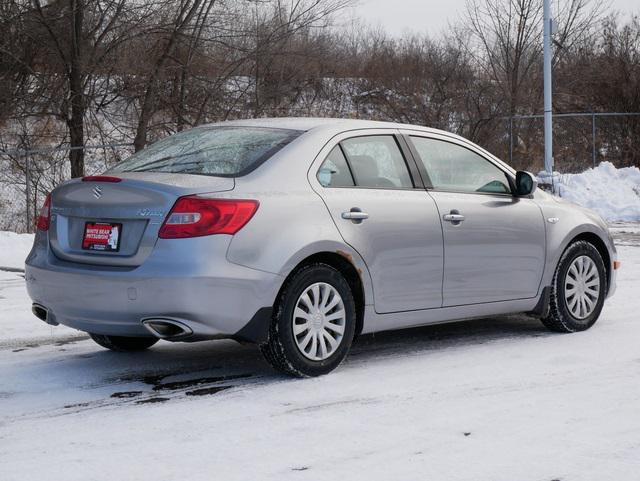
[443,210,465,224]
[341,208,369,223]
[341,211,369,220]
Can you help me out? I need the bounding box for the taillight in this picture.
[82,175,122,182]
[36,193,51,231]
[159,196,259,239]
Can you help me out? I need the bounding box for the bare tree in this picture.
[25,0,148,177]
[247,0,353,116]
[461,0,606,168]
[131,0,214,151]
[463,0,605,115]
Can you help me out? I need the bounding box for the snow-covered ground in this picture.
[0,231,34,271]
[0,231,79,343]
[539,162,640,221]
[0,224,638,481]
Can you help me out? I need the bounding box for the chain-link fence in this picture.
[505,112,640,173]
[0,143,134,233]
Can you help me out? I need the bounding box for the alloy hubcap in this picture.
[564,255,600,320]
[292,282,346,361]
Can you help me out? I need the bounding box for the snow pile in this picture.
[538,162,640,222]
[0,231,34,270]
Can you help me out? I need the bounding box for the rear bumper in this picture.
[25,233,282,341]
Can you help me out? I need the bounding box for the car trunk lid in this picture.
[49,173,234,267]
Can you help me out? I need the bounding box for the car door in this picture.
[311,132,444,314]
[406,133,546,306]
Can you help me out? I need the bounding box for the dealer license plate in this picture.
[82,222,122,252]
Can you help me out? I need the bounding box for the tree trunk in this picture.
[68,115,84,178]
[133,89,153,152]
[68,0,85,178]
[176,67,187,131]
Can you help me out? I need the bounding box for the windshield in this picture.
[110,126,302,177]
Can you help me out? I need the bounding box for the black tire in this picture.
[260,263,357,377]
[541,240,607,333]
[89,333,158,352]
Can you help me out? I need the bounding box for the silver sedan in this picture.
[26,118,618,376]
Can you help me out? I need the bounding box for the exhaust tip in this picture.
[142,318,193,339]
[31,303,59,326]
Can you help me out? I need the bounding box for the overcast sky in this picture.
[353,0,639,36]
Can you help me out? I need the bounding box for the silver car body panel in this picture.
[49,173,234,267]
[305,128,443,313]
[428,190,546,306]
[26,231,280,339]
[533,190,617,297]
[316,186,444,313]
[25,118,617,341]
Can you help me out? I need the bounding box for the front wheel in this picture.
[260,263,357,377]
[89,333,159,352]
[541,240,607,333]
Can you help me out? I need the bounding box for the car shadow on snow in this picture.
[9,313,554,416]
[350,313,549,359]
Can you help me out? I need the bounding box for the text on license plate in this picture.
[82,222,122,251]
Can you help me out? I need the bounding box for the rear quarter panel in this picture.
[221,129,375,306]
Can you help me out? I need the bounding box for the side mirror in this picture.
[515,171,537,196]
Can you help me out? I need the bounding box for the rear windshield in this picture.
[110,126,302,177]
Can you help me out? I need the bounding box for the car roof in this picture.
[205,117,447,135]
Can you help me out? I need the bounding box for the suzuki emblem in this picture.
[92,186,103,199]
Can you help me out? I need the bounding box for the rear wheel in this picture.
[260,263,356,377]
[541,240,607,333]
[89,333,158,352]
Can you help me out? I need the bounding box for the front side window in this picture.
[411,137,511,194]
[111,126,301,177]
[317,146,355,187]
[340,136,413,189]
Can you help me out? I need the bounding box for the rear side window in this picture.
[341,136,413,189]
[110,126,301,177]
[317,146,355,187]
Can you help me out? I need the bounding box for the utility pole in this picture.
[543,0,554,175]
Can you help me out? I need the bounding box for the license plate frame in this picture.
[82,222,122,252]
